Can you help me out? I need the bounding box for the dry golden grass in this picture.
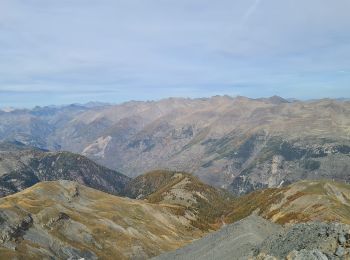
[128,170,234,230]
[225,180,350,225]
[0,180,207,259]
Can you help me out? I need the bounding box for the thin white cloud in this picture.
[240,0,262,26]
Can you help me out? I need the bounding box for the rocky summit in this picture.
[0,97,349,194]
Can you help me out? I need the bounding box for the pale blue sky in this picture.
[0,0,350,107]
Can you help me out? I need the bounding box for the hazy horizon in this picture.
[1,94,349,110]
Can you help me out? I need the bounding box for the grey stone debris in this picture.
[155,215,350,260]
[287,249,329,260]
[154,215,281,260]
[335,246,345,257]
[338,233,346,245]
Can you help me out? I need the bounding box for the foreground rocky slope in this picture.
[256,221,350,259]
[155,215,281,260]
[0,142,130,197]
[156,215,350,260]
[1,96,349,194]
[0,181,206,259]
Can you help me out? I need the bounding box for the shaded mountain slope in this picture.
[0,142,130,197]
[0,181,206,259]
[124,170,233,230]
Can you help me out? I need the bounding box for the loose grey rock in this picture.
[287,249,329,260]
[257,222,347,258]
[157,215,350,260]
[338,234,346,245]
[335,246,345,257]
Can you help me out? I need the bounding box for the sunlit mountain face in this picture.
[0,0,349,259]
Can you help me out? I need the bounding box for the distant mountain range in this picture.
[0,96,349,195]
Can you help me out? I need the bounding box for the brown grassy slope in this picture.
[125,170,234,230]
[225,180,350,225]
[0,180,206,259]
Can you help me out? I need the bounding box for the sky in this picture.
[0,0,350,107]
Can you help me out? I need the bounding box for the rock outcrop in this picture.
[257,222,350,259]
[0,214,33,243]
